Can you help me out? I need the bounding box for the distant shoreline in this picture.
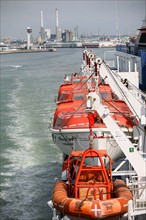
[0,49,59,55]
[0,46,117,55]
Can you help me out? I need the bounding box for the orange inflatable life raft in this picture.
[52,148,133,219]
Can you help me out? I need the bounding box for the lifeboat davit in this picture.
[52,148,133,219]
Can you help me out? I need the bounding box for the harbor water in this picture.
[0,48,115,220]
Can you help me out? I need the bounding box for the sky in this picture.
[1,0,146,40]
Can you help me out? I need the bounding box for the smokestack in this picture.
[27,27,32,50]
[41,10,44,27]
[56,8,59,27]
[40,10,45,44]
[55,8,59,42]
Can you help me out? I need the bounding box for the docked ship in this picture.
[82,41,99,48]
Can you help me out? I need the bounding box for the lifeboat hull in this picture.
[52,180,133,220]
[50,127,131,161]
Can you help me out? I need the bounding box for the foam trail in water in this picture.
[0,64,22,70]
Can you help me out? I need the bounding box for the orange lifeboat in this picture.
[52,148,133,219]
[53,76,135,130]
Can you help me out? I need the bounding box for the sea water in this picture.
[0,48,115,220]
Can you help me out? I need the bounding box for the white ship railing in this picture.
[113,71,146,106]
[127,176,146,219]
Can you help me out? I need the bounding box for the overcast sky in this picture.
[1,0,146,40]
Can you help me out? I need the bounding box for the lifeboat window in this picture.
[72,78,81,83]
[55,117,62,127]
[81,78,87,82]
[73,93,84,100]
[99,92,111,100]
[111,92,119,100]
[55,116,70,127]
[58,93,65,101]
[59,92,71,101]
[72,78,87,83]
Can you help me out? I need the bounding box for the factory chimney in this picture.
[40,10,45,45]
[41,10,44,28]
[27,27,32,50]
[55,8,61,42]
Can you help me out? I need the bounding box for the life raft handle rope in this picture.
[85,186,103,200]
